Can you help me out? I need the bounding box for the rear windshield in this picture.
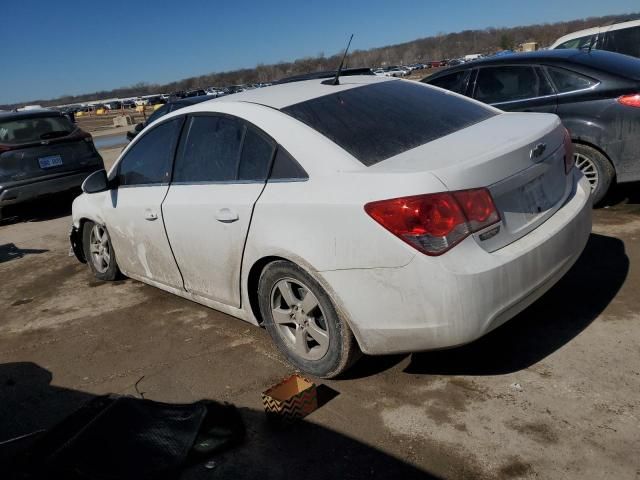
[282,80,495,166]
[0,115,75,145]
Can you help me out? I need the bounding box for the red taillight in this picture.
[563,128,574,174]
[364,188,500,256]
[0,144,17,153]
[618,94,640,108]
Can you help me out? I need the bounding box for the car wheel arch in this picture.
[244,255,366,350]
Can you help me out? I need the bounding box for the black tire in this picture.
[82,220,120,281]
[573,143,615,206]
[258,260,360,378]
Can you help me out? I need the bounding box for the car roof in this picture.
[0,109,62,120]
[425,49,640,80]
[212,75,395,110]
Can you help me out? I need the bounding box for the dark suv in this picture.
[0,109,104,218]
[423,49,640,204]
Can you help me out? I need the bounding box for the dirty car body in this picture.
[70,76,592,376]
[0,110,104,213]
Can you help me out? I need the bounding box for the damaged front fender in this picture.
[69,224,86,263]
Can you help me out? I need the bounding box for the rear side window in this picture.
[118,118,182,186]
[282,80,495,166]
[238,127,275,181]
[546,67,597,93]
[601,26,640,58]
[474,66,553,104]
[270,147,308,180]
[174,116,244,182]
[426,70,470,94]
[555,34,595,50]
[0,115,75,145]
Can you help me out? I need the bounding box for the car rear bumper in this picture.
[319,171,592,355]
[0,167,101,207]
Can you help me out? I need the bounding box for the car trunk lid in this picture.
[371,112,571,251]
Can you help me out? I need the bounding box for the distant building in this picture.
[520,42,539,52]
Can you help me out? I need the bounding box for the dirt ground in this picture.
[0,145,639,479]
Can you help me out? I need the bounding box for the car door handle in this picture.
[144,210,158,221]
[215,208,239,223]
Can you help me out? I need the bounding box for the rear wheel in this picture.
[258,260,360,378]
[82,221,120,281]
[573,143,614,206]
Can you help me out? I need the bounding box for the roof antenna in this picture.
[322,34,354,86]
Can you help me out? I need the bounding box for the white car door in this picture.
[161,115,275,307]
[103,117,184,288]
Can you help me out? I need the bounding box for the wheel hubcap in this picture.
[574,152,599,192]
[270,278,329,361]
[89,225,111,274]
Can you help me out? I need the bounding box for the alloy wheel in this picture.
[574,152,599,192]
[270,278,330,361]
[89,224,111,274]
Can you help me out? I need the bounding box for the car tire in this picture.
[258,260,360,378]
[573,143,614,206]
[82,220,120,281]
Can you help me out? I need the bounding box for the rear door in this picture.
[161,114,275,307]
[103,117,184,288]
[471,65,557,113]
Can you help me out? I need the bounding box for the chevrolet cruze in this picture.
[70,76,592,377]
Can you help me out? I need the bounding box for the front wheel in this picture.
[258,261,360,378]
[82,221,120,281]
[573,143,614,206]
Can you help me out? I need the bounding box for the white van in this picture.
[550,19,640,58]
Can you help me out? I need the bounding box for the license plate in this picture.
[521,176,549,220]
[39,155,63,169]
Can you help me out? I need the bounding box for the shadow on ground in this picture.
[602,181,640,207]
[0,362,434,480]
[0,243,49,264]
[0,191,78,226]
[404,233,628,376]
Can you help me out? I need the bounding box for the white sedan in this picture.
[70,76,592,377]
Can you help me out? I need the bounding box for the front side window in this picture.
[427,70,470,94]
[546,66,597,93]
[174,116,244,183]
[474,66,553,104]
[282,80,495,166]
[118,118,182,186]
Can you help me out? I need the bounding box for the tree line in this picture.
[3,12,637,109]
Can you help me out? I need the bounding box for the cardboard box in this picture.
[262,374,318,421]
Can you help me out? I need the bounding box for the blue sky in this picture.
[1,0,638,104]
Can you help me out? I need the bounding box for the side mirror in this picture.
[82,169,109,194]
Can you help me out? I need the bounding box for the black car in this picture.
[423,49,640,203]
[126,95,213,141]
[0,109,104,218]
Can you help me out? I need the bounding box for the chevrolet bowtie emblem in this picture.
[530,143,547,159]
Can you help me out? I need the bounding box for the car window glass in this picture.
[118,118,182,186]
[238,127,275,181]
[474,66,553,104]
[601,26,640,58]
[174,115,244,183]
[282,81,494,166]
[427,70,470,94]
[556,34,595,49]
[0,115,74,145]
[269,147,308,180]
[146,105,169,124]
[546,67,597,93]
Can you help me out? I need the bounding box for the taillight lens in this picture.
[618,94,640,108]
[563,128,574,174]
[364,188,500,256]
